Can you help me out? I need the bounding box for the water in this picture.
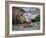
[12,21,40,31]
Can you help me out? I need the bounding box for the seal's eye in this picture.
[21,14,23,16]
[20,12,23,16]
